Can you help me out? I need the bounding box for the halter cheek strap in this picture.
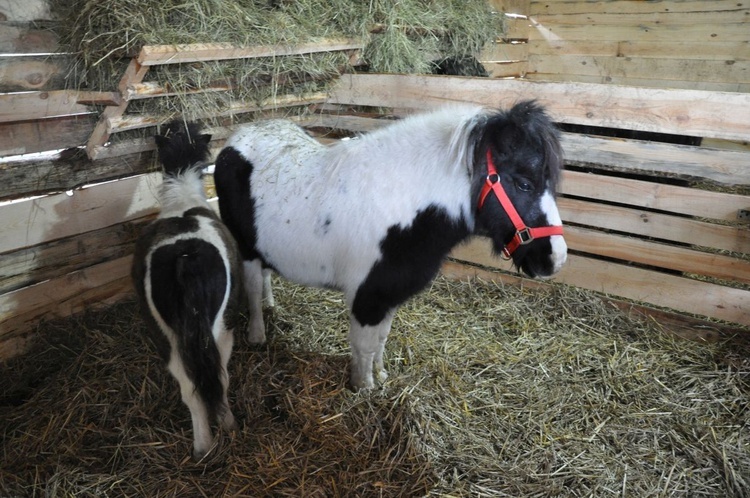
[478,149,564,259]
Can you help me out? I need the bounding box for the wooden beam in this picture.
[0,173,160,255]
[563,226,750,285]
[0,256,134,353]
[0,90,93,123]
[86,58,150,159]
[561,170,749,221]
[560,133,750,186]
[327,74,750,142]
[0,114,95,159]
[0,217,151,295]
[559,198,749,254]
[137,39,364,66]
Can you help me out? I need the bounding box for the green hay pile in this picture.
[1,275,748,497]
[51,0,500,124]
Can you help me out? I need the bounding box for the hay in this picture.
[51,0,499,128]
[2,275,748,497]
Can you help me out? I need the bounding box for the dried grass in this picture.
[50,0,499,128]
[2,275,748,497]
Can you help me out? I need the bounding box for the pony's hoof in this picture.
[376,369,389,384]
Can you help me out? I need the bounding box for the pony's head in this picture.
[472,100,567,278]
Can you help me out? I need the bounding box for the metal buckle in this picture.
[487,173,500,184]
[517,228,534,245]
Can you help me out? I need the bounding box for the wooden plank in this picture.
[0,173,161,254]
[527,22,750,43]
[527,55,750,85]
[523,72,750,94]
[86,58,150,159]
[530,0,748,16]
[528,40,750,62]
[106,91,327,135]
[124,81,231,101]
[0,217,151,295]
[137,39,364,66]
[480,42,528,62]
[559,198,749,254]
[503,15,531,40]
[450,237,750,326]
[526,40,750,64]
[560,170,750,222]
[560,133,750,186]
[0,256,134,348]
[0,24,59,53]
[563,226,750,285]
[530,7,749,25]
[0,90,92,123]
[0,147,154,200]
[488,0,530,16]
[327,74,750,141]
[0,113,95,158]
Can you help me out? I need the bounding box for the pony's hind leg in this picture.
[347,311,394,390]
[243,259,267,344]
[167,352,213,460]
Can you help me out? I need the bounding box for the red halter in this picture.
[477,149,564,259]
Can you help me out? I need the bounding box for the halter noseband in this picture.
[477,149,564,259]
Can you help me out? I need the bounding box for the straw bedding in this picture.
[1,273,748,497]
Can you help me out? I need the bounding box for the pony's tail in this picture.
[154,120,212,178]
[173,240,229,423]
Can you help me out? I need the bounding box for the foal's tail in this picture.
[165,238,229,422]
[154,120,212,177]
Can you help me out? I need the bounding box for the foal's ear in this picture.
[153,134,168,149]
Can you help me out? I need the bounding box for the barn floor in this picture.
[1,274,748,497]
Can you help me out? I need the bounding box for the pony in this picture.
[131,121,243,460]
[214,100,567,390]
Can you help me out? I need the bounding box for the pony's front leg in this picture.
[261,268,274,307]
[347,311,394,390]
[243,259,266,344]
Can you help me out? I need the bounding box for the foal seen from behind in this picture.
[215,101,567,390]
[132,121,242,460]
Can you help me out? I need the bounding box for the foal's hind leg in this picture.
[243,259,267,344]
[168,351,213,460]
[215,324,238,432]
[347,311,395,390]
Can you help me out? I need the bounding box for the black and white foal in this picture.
[132,122,242,460]
[214,101,567,390]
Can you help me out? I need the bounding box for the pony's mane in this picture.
[328,104,486,177]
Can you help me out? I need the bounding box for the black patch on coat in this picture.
[351,205,470,327]
[214,147,262,262]
[149,238,227,418]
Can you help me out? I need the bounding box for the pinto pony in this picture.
[132,121,242,460]
[215,101,567,389]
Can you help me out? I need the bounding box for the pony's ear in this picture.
[196,133,212,147]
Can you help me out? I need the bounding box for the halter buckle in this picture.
[517,227,534,245]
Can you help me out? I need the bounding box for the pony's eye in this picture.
[516,179,533,192]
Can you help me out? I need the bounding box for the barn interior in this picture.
[1,1,749,496]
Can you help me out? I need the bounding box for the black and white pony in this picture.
[214,100,567,390]
[131,121,242,460]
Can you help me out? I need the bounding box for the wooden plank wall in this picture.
[325,74,750,330]
[524,0,750,92]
